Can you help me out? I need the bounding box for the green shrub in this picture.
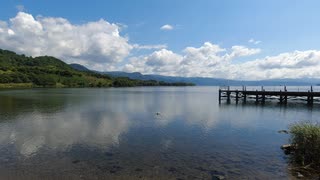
[289,122,320,169]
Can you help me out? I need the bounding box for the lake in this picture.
[0,87,319,179]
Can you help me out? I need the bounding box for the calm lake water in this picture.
[0,87,319,179]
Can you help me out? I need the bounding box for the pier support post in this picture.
[307,91,313,106]
[284,95,287,105]
[227,91,231,104]
[243,92,247,104]
[262,94,265,104]
[236,90,239,104]
[219,89,221,104]
[284,87,287,105]
[255,90,259,104]
[279,90,283,104]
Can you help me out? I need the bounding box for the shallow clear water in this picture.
[0,87,319,179]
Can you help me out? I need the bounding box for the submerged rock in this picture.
[281,144,295,155]
[168,167,178,173]
[135,168,143,172]
[109,165,123,174]
[211,175,225,180]
[210,170,226,180]
[72,160,80,164]
[281,144,292,149]
[297,172,304,178]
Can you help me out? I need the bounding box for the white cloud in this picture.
[7,29,15,35]
[123,42,261,77]
[132,44,167,50]
[0,12,132,69]
[145,49,182,66]
[248,38,261,45]
[160,24,174,31]
[235,50,320,80]
[182,42,226,68]
[224,45,261,60]
[123,42,320,80]
[123,49,183,75]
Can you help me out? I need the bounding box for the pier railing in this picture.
[219,86,320,92]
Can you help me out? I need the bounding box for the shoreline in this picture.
[0,83,195,89]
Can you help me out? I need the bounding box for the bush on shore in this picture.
[289,122,320,169]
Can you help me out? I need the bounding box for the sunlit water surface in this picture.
[0,87,319,179]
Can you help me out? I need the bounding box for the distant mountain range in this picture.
[70,63,320,86]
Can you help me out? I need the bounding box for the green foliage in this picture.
[289,122,320,169]
[0,49,113,87]
[0,83,33,88]
[0,49,195,88]
[113,77,136,87]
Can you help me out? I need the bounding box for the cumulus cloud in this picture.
[123,49,182,75]
[224,45,261,60]
[132,44,167,50]
[122,42,320,80]
[235,50,320,80]
[123,42,261,77]
[0,12,132,69]
[160,24,174,31]
[146,49,182,66]
[248,38,261,45]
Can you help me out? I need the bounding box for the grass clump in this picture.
[289,122,320,170]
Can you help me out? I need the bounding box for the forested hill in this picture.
[0,49,195,88]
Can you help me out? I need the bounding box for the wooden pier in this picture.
[219,86,320,105]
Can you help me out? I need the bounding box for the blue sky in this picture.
[1,0,320,79]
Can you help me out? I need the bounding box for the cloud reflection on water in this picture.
[0,88,223,157]
[0,107,130,157]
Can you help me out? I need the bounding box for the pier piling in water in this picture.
[226,91,231,103]
[235,90,239,104]
[218,89,221,104]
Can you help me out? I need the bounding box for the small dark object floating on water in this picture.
[278,130,289,134]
